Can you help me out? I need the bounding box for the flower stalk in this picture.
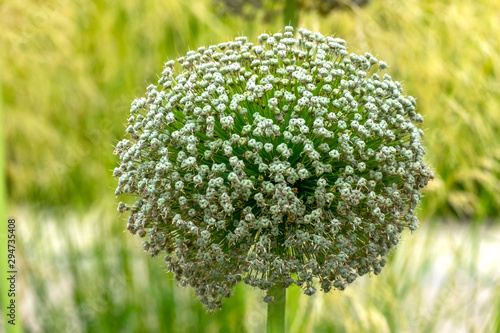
[284,0,298,27]
[267,282,286,333]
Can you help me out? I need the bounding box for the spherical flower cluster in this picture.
[114,27,433,311]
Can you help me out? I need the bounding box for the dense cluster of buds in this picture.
[114,27,433,311]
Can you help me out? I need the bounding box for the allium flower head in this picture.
[114,27,433,311]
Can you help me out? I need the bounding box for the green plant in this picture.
[114,26,432,332]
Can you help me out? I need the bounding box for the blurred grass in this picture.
[1,0,500,218]
[15,201,500,332]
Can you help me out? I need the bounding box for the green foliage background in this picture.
[2,0,500,218]
[1,0,500,332]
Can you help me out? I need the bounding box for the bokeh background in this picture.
[1,0,500,332]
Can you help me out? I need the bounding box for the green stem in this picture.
[284,0,299,28]
[267,282,286,333]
